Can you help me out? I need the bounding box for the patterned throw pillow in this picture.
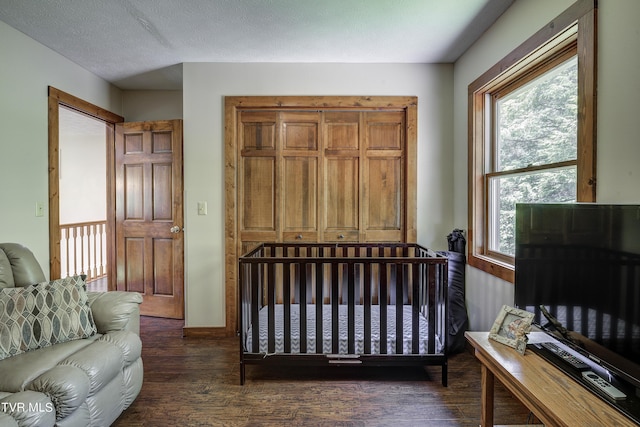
[0,276,97,360]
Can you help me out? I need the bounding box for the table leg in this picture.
[481,364,495,427]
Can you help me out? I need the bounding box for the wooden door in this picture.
[281,112,321,242]
[362,111,405,242]
[238,111,278,253]
[323,112,360,242]
[115,120,184,319]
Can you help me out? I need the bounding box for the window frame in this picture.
[467,0,597,283]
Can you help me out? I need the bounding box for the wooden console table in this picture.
[465,331,637,427]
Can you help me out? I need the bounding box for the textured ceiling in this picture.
[0,0,514,90]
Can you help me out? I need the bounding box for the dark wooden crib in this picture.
[238,242,449,385]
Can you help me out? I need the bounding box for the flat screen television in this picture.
[515,203,640,409]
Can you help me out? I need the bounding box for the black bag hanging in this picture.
[439,229,469,353]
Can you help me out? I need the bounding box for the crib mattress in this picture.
[245,304,442,355]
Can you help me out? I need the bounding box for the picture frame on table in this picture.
[489,305,534,354]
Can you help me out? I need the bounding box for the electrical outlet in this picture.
[35,202,45,217]
[197,201,207,215]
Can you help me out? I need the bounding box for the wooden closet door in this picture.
[362,111,405,242]
[238,111,278,251]
[323,112,360,242]
[281,112,321,242]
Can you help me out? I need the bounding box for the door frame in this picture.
[48,87,123,285]
[224,96,418,336]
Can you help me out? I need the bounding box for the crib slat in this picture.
[363,259,372,354]
[251,264,260,353]
[284,262,291,353]
[411,262,420,354]
[380,262,388,354]
[428,263,437,354]
[348,262,355,354]
[268,262,276,353]
[331,261,339,354]
[300,262,307,353]
[315,259,323,353]
[395,262,403,354]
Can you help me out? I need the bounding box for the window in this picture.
[468,0,596,282]
[489,54,578,259]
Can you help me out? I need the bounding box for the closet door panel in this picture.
[364,157,402,242]
[324,157,359,242]
[240,111,276,150]
[280,112,321,241]
[322,112,360,241]
[240,157,277,242]
[325,111,360,152]
[363,111,405,242]
[239,111,278,243]
[282,157,318,241]
[365,111,404,150]
[283,123,318,150]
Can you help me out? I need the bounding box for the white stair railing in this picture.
[60,221,107,282]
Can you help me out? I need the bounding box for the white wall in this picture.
[59,108,108,224]
[59,133,106,224]
[597,0,640,202]
[0,21,122,274]
[454,0,640,330]
[182,63,455,327]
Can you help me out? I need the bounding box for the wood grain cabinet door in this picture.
[281,112,321,242]
[238,111,278,248]
[323,112,360,242]
[362,111,405,242]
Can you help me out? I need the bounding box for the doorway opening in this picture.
[49,87,185,319]
[48,87,124,290]
[58,106,109,291]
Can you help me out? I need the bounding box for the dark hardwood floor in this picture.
[113,317,531,426]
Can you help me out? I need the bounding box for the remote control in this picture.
[581,371,627,400]
[540,341,589,370]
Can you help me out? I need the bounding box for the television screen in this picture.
[515,203,640,389]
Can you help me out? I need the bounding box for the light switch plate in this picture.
[197,201,207,215]
[35,202,45,217]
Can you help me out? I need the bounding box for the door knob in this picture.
[170,225,182,233]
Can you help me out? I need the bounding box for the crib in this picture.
[238,242,449,385]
